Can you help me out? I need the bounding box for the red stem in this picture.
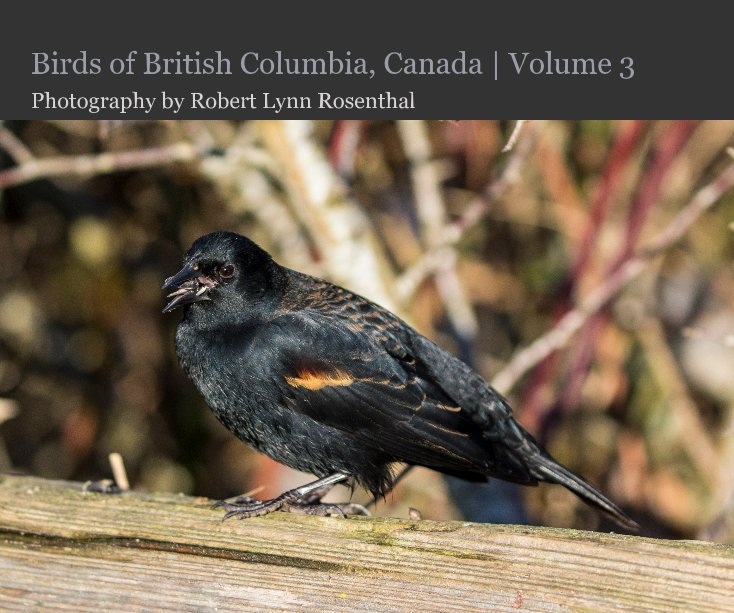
[519,121,648,430]
[558,120,700,413]
[328,120,365,179]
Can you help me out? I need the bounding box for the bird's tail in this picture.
[530,454,639,531]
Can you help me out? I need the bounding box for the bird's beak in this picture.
[162,264,214,313]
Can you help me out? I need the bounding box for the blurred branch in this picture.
[108,452,130,491]
[614,121,700,268]
[0,142,202,189]
[397,120,446,246]
[572,121,649,281]
[683,326,734,348]
[492,157,734,395]
[395,120,543,302]
[0,398,18,472]
[199,123,319,276]
[638,319,722,493]
[0,398,18,425]
[502,120,527,153]
[558,121,699,413]
[0,126,35,164]
[98,120,128,140]
[397,120,477,337]
[444,120,543,243]
[328,120,365,180]
[522,121,649,421]
[258,120,398,311]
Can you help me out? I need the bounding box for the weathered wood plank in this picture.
[0,474,731,612]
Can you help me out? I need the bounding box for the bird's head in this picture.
[162,232,283,321]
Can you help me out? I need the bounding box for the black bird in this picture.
[163,231,637,530]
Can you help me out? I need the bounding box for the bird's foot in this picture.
[225,483,334,506]
[211,491,294,519]
[212,495,370,519]
[212,472,358,520]
[282,501,371,517]
[280,500,346,517]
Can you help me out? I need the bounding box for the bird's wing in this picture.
[294,279,521,438]
[401,330,520,440]
[298,281,523,442]
[265,311,534,483]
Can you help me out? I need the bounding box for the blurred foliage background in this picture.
[1,119,734,541]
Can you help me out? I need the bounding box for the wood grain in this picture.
[0,474,732,611]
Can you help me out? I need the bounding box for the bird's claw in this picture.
[211,495,369,519]
[282,501,346,517]
[212,497,285,519]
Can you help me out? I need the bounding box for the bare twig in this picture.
[683,326,734,348]
[638,319,722,490]
[258,120,398,311]
[613,121,700,268]
[571,120,649,281]
[444,120,543,244]
[521,121,648,421]
[397,121,445,246]
[0,398,18,425]
[0,127,35,164]
[200,123,320,277]
[0,399,18,471]
[328,120,365,180]
[108,452,130,491]
[491,158,734,395]
[397,120,477,337]
[0,142,203,189]
[395,121,542,302]
[98,120,128,140]
[502,120,527,153]
[558,121,699,412]
[393,246,452,308]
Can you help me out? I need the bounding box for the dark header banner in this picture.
[1,2,730,118]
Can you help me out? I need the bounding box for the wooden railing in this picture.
[0,474,732,611]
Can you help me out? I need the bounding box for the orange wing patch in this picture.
[285,369,355,391]
[435,401,461,413]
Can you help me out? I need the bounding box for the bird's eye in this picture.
[219,263,236,279]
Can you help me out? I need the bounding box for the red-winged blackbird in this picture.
[163,231,637,530]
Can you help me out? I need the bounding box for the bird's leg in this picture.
[295,483,339,505]
[212,473,353,519]
[286,481,371,516]
[283,465,415,516]
[229,484,338,506]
